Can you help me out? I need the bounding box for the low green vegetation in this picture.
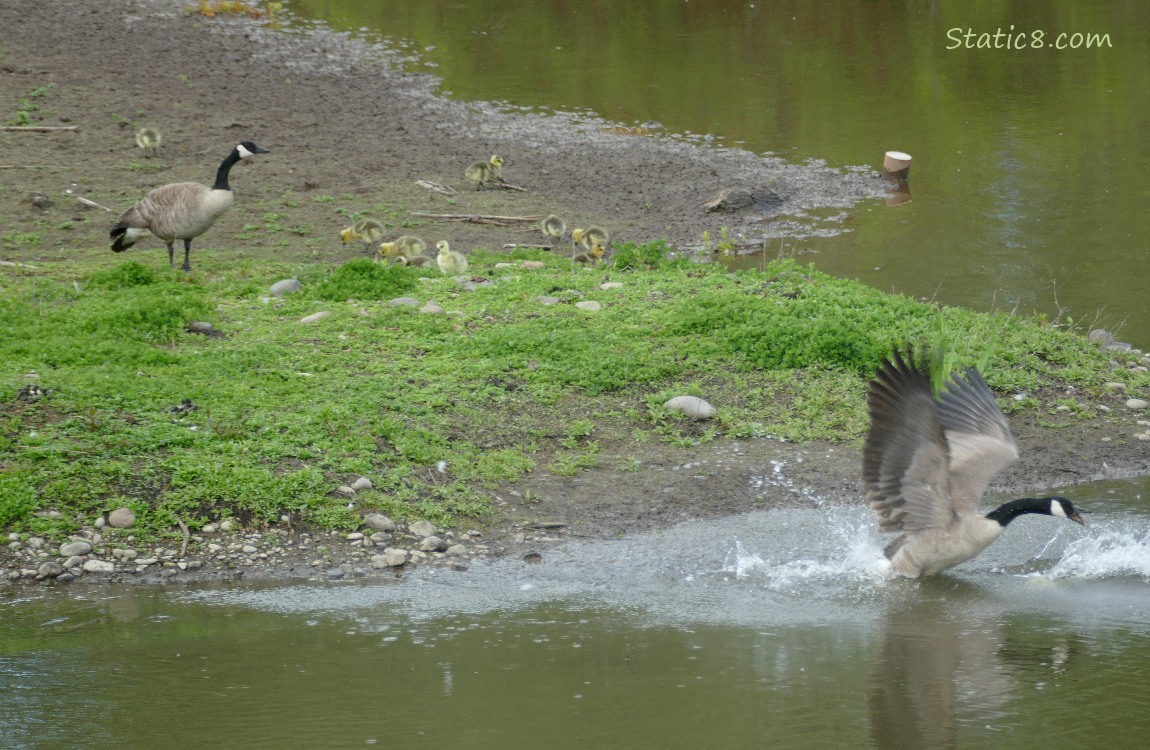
[1,244,1143,543]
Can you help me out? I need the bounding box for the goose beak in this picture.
[1069,512,1085,526]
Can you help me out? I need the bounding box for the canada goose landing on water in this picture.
[465,155,506,191]
[110,141,270,272]
[340,219,386,253]
[135,127,162,158]
[435,240,468,276]
[864,347,1084,578]
[540,214,566,248]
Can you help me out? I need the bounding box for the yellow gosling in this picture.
[436,240,469,276]
[464,155,506,191]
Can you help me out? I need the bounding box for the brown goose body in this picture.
[110,141,270,271]
[864,348,1084,578]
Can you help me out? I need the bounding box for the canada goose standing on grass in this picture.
[436,240,468,276]
[465,155,506,191]
[110,141,271,272]
[540,214,566,249]
[379,235,427,259]
[135,127,162,158]
[864,347,1084,578]
[340,219,386,253]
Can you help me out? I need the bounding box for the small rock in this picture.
[1126,399,1148,410]
[599,282,623,290]
[1105,382,1128,392]
[384,548,409,567]
[575,300,602,312]
[26,537,45,550]
[219,519,235,532]
[186,321,214,335]
[535,295,561,305]
[82,560,115,573]
[336,485,356,496]
[300,311,331,324]
[36,561,63,580]
[523,551,543,564]
[364,514,395,532]
[419,536,447,552]
[409,520,437,538]
[446,544,467,557]
[419,303,444,314]
[94,517,106,529]
[108,507,136,529]
[1089,328,1116,345]
[347,532,365,541]
[1137,433,1150,442]
[270,279,302,296]
[522,261,545,270]
[136,558,159,567]
[59,541,92,557]
[494,262,519,269]
[664,395,717,420]
[202,523,218,534]
[390,297,421,307]
[325,568,346,580]
[350,476,373,491]
[62,556,84,570]
[242,544,258,554]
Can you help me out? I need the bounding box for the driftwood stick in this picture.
[502,243,553,251]
[0,260,41,269]
[176,517,191,557]
[76,196,113,212]
[411,211,541,222]
[0,125,80,132]
[415,179,459,197]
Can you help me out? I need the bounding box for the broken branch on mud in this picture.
[411,211,543,226]
[0,125,80,132]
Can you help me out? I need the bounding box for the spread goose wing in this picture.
[936,366,1019,517]
[863,350,957,534]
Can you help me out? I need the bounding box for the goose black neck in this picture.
[212,149,242,191]
[985,497,1053,527]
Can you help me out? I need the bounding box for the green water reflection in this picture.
[2,580,1150,749]
[290,0,1150,346]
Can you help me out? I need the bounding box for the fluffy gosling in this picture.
[135,127,162,158]
[464,155,506,191]
[436,240,469,276]
[379,235,427,259]
[540,214,566,249]
[341,219,386,254]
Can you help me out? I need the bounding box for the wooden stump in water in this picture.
[883,150,912,180]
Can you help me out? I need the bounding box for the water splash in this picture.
[721,511,892,591]
[1045,524,1150,579]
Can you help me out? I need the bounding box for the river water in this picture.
[4,475,1150,748]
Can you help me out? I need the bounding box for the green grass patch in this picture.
[0,246,1140,543]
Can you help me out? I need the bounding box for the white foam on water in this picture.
[1044,523,1150,579]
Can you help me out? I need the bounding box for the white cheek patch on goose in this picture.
[1050,500,1068,518]
[236,144,255,160]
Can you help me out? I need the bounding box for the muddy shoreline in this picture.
[2,0,1149,586]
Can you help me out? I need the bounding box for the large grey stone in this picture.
[59,540,92,557]
[108,508,136,528]
[409,520,436,538]
[270,279,301,296]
